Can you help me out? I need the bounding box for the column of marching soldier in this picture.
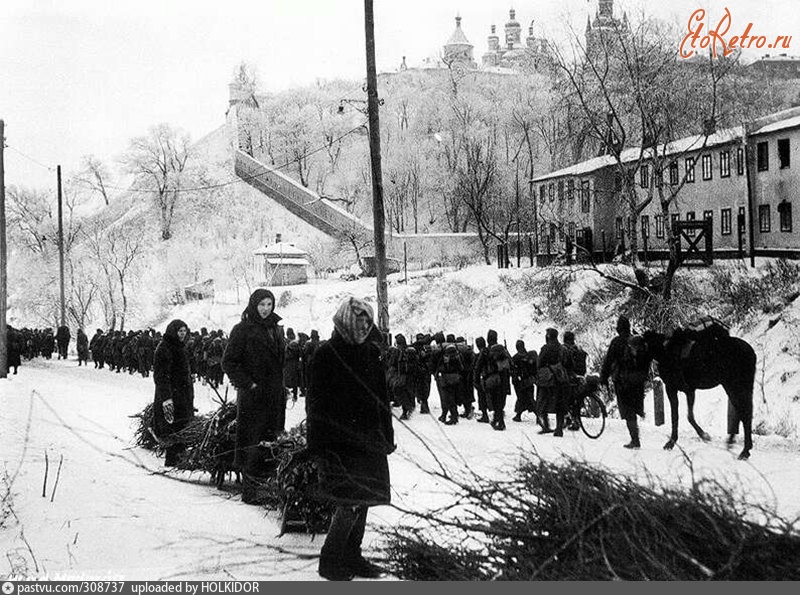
[6,323,593,436]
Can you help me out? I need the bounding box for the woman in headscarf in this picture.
[222,288,286,504]
[153,319,195,467]
[307,297,395,581]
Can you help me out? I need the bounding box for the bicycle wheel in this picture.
[579,392,606,439]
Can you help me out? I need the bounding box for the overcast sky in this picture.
[1,0,796,191]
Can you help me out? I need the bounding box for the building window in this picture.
[721,208,732,235]
[641,215,650,238]
[738,207,746,234]
[779,201,792,232]
[685,157,695,182]
[568,221,576,239]
[549,183,555,202]
[640,164,649,188]
[703,210,713,228]
[671,213,680,234]
[702,154,713,180]
[669,161,679,185]
[567,179,575,200]
[759,204,771,232]
[539,185,546,204]
[549,222,557,243]
[736,147,744,175]
[720,150,730,178]
[615,217,624,239]
[779,138,791,169]
[655,214,665,238]
[581,180,590,213]
[655,167,664,187]
[558,180,564,202]
[757,141,769,171]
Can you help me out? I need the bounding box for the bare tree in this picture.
[76,155,112,206]
[120,123,191,241]
[551,13,736,297]
[82,221,144,330]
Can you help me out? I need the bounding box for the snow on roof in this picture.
[253,242,308,256]
[750,114,800,136]
[264,257,310,266]
[532,125,744,183]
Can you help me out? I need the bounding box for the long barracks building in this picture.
[531,106,800,262]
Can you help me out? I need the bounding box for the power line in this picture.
[6,121,368,195]
[6,145,55,172]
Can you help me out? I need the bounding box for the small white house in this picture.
[252,239,310,286]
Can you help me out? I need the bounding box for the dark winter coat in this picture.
[537,337,565,413]
[307,330,393,506]
[7,328,22,368]
[283,339,302,388]
[600,330,645,419]
[76,330,90,361]
[222,297,286,471]
[152,320,195,440]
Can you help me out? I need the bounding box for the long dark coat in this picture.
[307,331,394,506]
[537,339,564,413]
[283,339,302,389]
[222,311,286,471]
[152,321,195,440]
[600,332,645,419]
[76,330,90,361]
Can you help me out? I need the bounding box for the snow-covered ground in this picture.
[2,355,799,581]
[3,264,800,581]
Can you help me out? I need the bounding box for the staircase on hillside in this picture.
[234,150,371,238]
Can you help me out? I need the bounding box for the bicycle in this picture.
[563,376,607,439]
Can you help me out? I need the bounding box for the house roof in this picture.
[253,242,308,257]
[531,125,744,183]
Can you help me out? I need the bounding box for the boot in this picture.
[477,411,491,423]
[538,414,553,434]
[319,557,354,581]
[512,413,522,422]
[492,411,505,431]
[399,410,410,421]
[624,418,641,449]
[419,402,430,415]
[553,414,565,437]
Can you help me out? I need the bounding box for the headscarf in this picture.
[545,327,559,342]
[332,297,374,345]
[487,329,498,346]
[563,331,576,345]
[164,319,188,344]
[242,288,280,326]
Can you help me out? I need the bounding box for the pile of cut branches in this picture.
[253,422,334,535]
[380,456,800,580]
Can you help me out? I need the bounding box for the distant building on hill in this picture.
[252,236,310,286]
[747,54,800,79]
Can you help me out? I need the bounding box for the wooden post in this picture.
[0,119,7,378]
[363,0,389,332]
[653,377,665,426]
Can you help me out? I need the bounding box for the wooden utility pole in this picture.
[364,0,389,333]
[0,119,7,378]
[57,165,66,326]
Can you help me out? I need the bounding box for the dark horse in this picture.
[642,328,757,460]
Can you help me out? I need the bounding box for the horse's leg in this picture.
[663,387,680,450]
[726,396,740,450]
[685,390,711,442]
[736,390,754,460]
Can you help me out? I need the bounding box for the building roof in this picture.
[265,257,310,266]
[253,242,308,257]
[445,16,472,47]
[532,125,744,183]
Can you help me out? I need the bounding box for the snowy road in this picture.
[2,358,799,580]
